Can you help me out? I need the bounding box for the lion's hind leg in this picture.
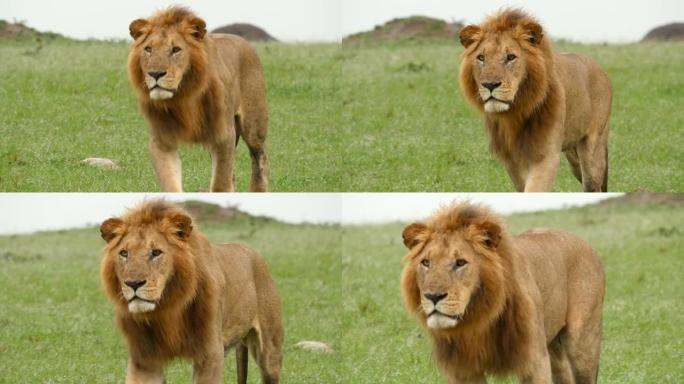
[564,147,583,184]
[564,298,603,383]
[235,342,248,384]
[548,329,575,384]
[245,326,282,384]
[236,112,269,192]
[577,118,609,192]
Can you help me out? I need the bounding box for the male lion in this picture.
[459,9,611,192]
[401,202,605,383]
[128,6,268,192]
[100,200,283,383]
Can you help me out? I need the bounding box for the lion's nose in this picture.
[481,82,502,91]
[424,292,447,304]
[148,71,167,80]
[125,279,147,291]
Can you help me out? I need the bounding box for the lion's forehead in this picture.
[422,234,473,260]
[120,227,167,249]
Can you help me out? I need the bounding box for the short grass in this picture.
[341,40,684,191]
[0,38,341,191]
[1,38,682,192]
[341,199,684,383]
[0,216,341,383]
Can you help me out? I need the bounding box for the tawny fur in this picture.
[128,6,269,192]
[401,202,605,383]
[100,200,283,384]
[459,9,611,192]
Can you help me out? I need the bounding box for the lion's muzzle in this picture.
[144,71,175,100]
[421,292,465,329]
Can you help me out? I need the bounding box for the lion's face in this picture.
[109,227,177,313]
[135,30,192,100]
[100,208,195,315]
[412,234,482,329]
[466,35,527,113]
[401,210,505,331]
[459,16,545,114]
[128,13,207,101]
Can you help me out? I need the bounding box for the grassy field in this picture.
[341,198,684,383]
[0,38,341,192]
[340,40,684,191]
[1,38,682,191]
[0,214,341,383]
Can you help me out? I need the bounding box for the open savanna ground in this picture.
[341,40,684,191]
[0,38,341,191]
[341,197,684,383]
[1,38,682,192]
[0,211,341,383]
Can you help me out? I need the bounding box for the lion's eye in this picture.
[119,250,128,258]
[455,259,468,268]
[171,46,182,54]
[506,54,517,62]
[151,249,163,258]
[420,259,430,268]
[144,46,152,53]
[476,54,485,62]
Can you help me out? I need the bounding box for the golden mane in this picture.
[100,199,215,361]
[401,202,535,376]
[459,8,560,163]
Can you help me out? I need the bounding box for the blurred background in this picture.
[1,0,682,42]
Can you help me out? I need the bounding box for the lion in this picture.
[127,6,268,192]
[401,202,605,383]
[458,9,612,192]
[100,200,283,383]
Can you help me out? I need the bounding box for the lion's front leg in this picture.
[149,138,182,192]
[208,126,237,192]
[523,152,561,192]
[192,343,224,384]
[126,358,164,384]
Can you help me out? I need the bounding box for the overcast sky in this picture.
[0,193,620,235]
[1,0,681,42]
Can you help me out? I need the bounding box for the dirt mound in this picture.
[642,22,684,42]
[0,19,62,39]
[343,16,462,43]
[211,23,277,42]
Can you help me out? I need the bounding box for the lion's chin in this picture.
[149,88,174,100]
[484,99,511,113]
[426,313,460,329]
[128,299,156,314]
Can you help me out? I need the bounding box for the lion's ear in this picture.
[459,25,482,48]
[187,17,206,40]
[476,220,502,249]
[129,18,149,40]
[402,223,427,249]
[167,213,193,240]
[100,218,125,243]
[520,21,543,45]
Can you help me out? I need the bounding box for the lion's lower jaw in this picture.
[484,100,511,113]
[426,313,459,329]
[149,88,174,100]
[128,300,156,314]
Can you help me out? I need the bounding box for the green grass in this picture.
[1,38,682,191]
[0,39,341,191]
[340,40,684,191]
[0,217,341,383]
[341,199,684,383]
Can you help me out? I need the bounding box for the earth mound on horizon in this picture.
[642,22,684,42]
[343,16,462,43]
[212,23,277,42]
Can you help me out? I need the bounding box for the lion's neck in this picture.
[431,286,534,376]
